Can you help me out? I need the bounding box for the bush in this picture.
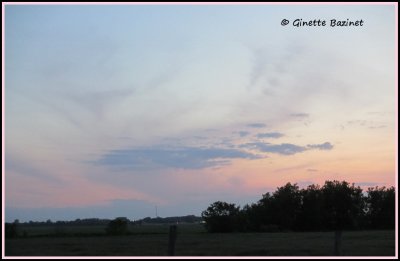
[106,217,129,235]
[5,223,18,238]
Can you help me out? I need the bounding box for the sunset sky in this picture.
[4,4,397,222]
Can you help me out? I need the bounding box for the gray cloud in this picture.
[241,141,334,155]
[290,113,309,118]
[256,132,284,139]
[238,131,250,137]
[95,146,262,170]
[307,142,333,150]
[240,142,306,155]
[354,182,384,187]
[247,123,267,128]
[346,120,387,130]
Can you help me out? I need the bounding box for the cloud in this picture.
[368,125,386,129]
[346,120,387,130]
[290,113,309,118]
[274,164,313,173]
[354,182,384,187]
[248,48,268,88]
[307,142,333,150]
[6,154,61,184]
[66,88,134,118]
[240,142,306,155]
[238,131,250,137]
[256,132,284,139]
[241,141,334,155]
[94,146,262,170]
[247,123,267,128]
[306,168,318,172]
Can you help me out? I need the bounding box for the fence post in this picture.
[334,230,342,256]
[168,225,177,256]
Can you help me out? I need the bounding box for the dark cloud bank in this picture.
[95,141,333,170]
[95,146,262,170]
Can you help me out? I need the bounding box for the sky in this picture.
[4,4,397,222]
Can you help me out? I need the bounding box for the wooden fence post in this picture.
[168,225,177,256]
[334,230,342,256]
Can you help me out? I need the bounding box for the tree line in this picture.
[201,180,395,233]
[5,215,203,238]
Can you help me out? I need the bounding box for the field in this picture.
[5,224,395,256]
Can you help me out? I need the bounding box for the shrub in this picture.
[106,217,129,235]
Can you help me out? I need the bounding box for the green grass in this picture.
[5,225,395,257]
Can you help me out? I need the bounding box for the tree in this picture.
[365,186,395,229]
[106,217,129,235]
[201,180,395,237]
[321,180,364,230]
[242,203,264,232]
[321,180,365,255]
[201,201,240,233]
[5,220,19,238]
[270,183,302,231]
[256,192,275,228]
[297,184,325,231]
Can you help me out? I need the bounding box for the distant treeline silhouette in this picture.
[201,180,395,233]
[5,215,203,238]
[135,215,202,225]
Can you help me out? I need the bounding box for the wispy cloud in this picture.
[290,113,309,118]
[368,125,386,129]
[94,146,263,170]
[6,154,61,184]
[247,123,267,128]
[248,48,268,88]
[66,88,134,118]
[256,132,284,139]
[354,182,385,187]
[307,142,333,150]
[241,141,333,155]
[240,142,306,155]
[346,120,387,130]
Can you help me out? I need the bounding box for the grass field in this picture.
[5,224,395,256]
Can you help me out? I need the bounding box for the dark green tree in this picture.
[365,186,395,229]
[242,203,264,232]
[201,201,240,233]
[321,180,364,230]
[257,192,275,227]
[201,180,395,237]
[297,184,324,231]
[321,180,365,255]
[270,183,302,231]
